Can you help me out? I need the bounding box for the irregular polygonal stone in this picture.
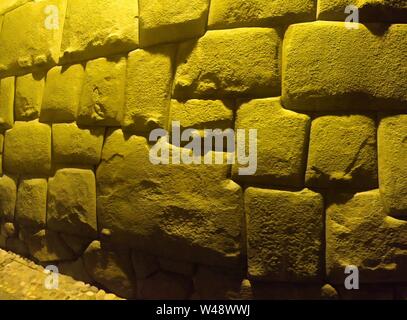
[6,237,29,256]
[0,76,14,132]
[15,72,45,121]
[0,0,66,76]
[15,178,47,229]
[131,251,159,280]
[60,0,139,64]
[60,233,92,256]
[97,129,244,267]
[139,0,209,47]
[78,56,126,126]
[306,114,378,189]
[40,64,85,123]
[326,189,407,283]
[122,45,175,133]
[173,28,281,99]
[4,121,51,175]
[52,123,105,165]
[318,0,407,23]
[233,98,310,187]
[158,257,195,277]
[59,258,94,284]
[47,168,97,238]
[378,114,407,217]
[245,187,324,282]
[0,175,17,222]
[208,0,316,29]
[282,22,407,111]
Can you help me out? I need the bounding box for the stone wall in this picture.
[0,0,406,300]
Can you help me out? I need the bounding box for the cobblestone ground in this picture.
[0,249,122,300]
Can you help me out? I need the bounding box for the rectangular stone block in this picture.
[60,0,139,64]
[77,56,126,126]
[282,22,407,111]
[0,0,67,77]
[0,175,17,222]
[208,0,316,29]
[40,64,85,123]
[0,76,14,133]
[173,28,281,99]
[52,123,105,165]
[233,98,310,187]
[4,121,51,175]
[15,72,45,121]
[378,114,407,217]
[245,187,323,282]
[139,0,209,47]
[122,45,176,134]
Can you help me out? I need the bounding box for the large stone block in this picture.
[40,64,85,123]
[78,56,126,126]
[52,123,105,165]
[15,72,45,121]
[326,190,407,283]
[96,129,244,267]
[0,77,14,132]
[139,0,209,47]
[47,168,97,238]
[4,121,51,175]
[208,0,316,29]
[306,114,378,189]
[0,175,17,222]
[60,0,139,64]
[173,28,281,99]
[282,22,407,111]
[122,45,176,133]
[378,115,407,217]
[245,187,324,282]
[233,98,310,187]
[0,0,67,76]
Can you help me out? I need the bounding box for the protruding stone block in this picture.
[15,72,45,121]
[0,77,15,132]
[0,175,17,222]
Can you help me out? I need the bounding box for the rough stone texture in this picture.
[208,0,316,29]
[78,56,126,126]
[0,77,15,132]
[282,22,407,111]
[60,233,92,256]
[233,98,310,187]
[97,129,244,267]
[47,168,97,238]
[15,178,47,229]
[251,282,325,300]
[139,0,209,48]
[15,72,45,121]
[40,64,85,123]
[173,28,281,99]
[0,134,3,176]
[4,121,51,175]
[378,115,407,217]
[326,189,407,283]
[139,271,192,299]
[59,258,94,284]
[60,0,139,64]
[0,0,31,15]
[122,46,176,134]
[318,0,407,23]
[6,237,29,256]
[245,187,324,282]
[159,257,195,277]
[52,123,105,165]
[306,114,378,190]
[0,0,66,77]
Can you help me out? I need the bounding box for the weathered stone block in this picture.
[139,0,209,47]
[78,56,126,126]
[208,0,316,29]
[0,175,17,222]
[282,22,407,111]
[326,189,407,283]
[233,98,310,187]
[0,77,15,132]
[378,114,407,217]
[60,0,139,64]
[52,123,105,165]
[0,134,3,176]
[306,114,378,189]
[122,45,176,133]
[4,121,51,175]
[245,187,324,282]
[15,72,45,121]
[173,28,281,99]
[15,178,47,229]
[40,64,85,123]
[47,168,97,238]
[140,271,192,300]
